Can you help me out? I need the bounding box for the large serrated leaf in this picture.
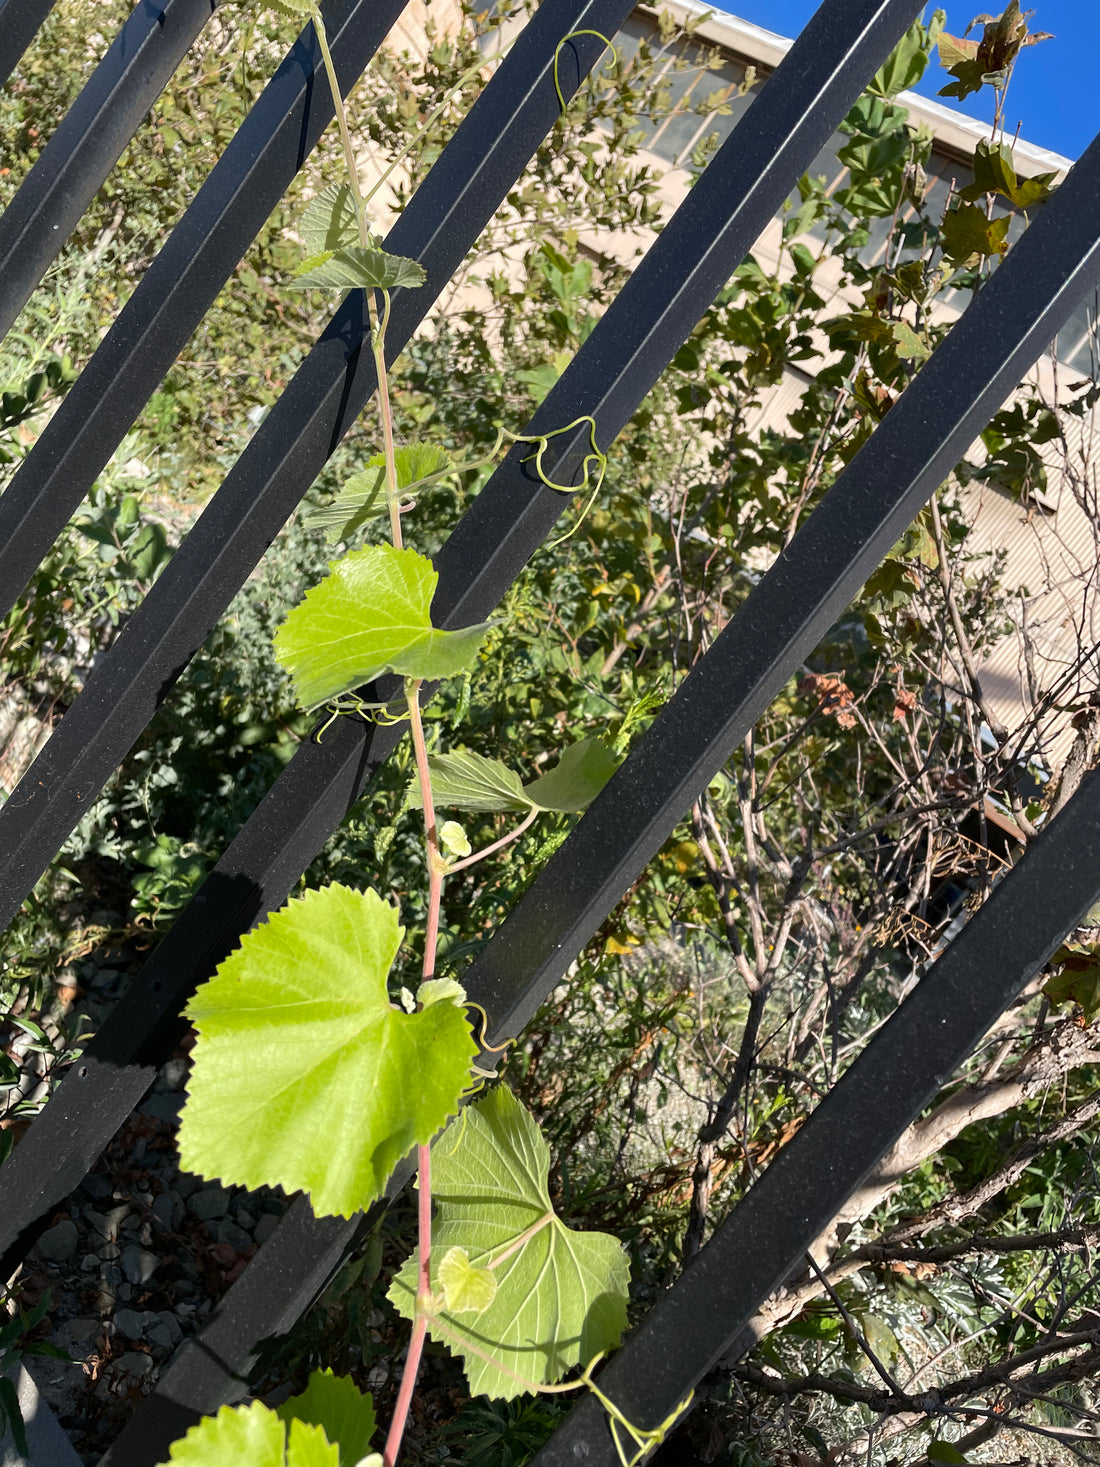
[276,1371,376,1467]
[273,544,491,709]
[388,1088,629,1398]
[178,885,477,1216]
[160,1400,336,1467]
[292,246,426,292]
[300,182,363,257]
[409,738,621,815]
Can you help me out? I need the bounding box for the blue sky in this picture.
[717,2,1093,160]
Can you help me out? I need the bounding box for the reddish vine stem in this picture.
[382,1141,433,1467]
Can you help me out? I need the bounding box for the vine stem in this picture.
[383,682,442,1467]
[308,0,403,545]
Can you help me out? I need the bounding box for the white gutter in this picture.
[637,1,1075,178]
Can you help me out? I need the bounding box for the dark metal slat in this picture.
[0,0,633,932]
[0,0,405,626]
[0,0,56,89]
[0,0,216,342]
[530,761,1100,1466]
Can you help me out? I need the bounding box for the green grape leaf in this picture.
[388,1087,630,1398]
[178,885,477,1216]
[300,182,364,257]
[307,463,387,542]
[409,749,531,814]
[306,444,456,542]
[410,738,621,816]
[522,738,622,813]
[438,1247,498,1314]
[276,1371,376,1467]
[160,1400,336,1467]
[287,1422,340,1467]
[292,246,426,292]
[928,1442,970,1465]
[391,442,454,489]
[273,544,492,710]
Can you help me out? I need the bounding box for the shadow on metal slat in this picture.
[0,0,217,341]
[0,0,406,626]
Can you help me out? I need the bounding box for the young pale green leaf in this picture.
[276,1371,376,1467]
[178,885,477,1216]
[437,1247,498,1314]
[438,820,471,858]
[522,738,622,813]
[417,976,467,1009]
[273,544,491,709]
[300,182,364,257]
[292,246,426,292]
[388,1087,630,1398]
[409,738,620,816]
[306,444,456,542]
[159,1400,336,1467]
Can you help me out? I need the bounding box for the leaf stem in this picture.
[444,806,540,874]
[308,2,369,247]
[486,1207,555,1269]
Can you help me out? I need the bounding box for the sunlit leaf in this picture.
[273,544,492,709]
[438,821,471,859]
[523,738,622,812]
[159,1400,336,1467]
[276,1371,376,1467]
[409,749,530,814]
[292,246,426,292]
[306,444,456,542]
[179,885,477,1216]
[389,1087,629,1398]
[410,739,621,816]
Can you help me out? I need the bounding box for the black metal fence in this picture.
[1,0,1099,1463]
